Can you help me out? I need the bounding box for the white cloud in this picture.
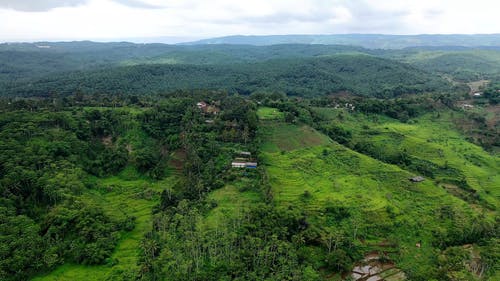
[0,0,499,42]
[0,0,163,12]
[0,0,87,12]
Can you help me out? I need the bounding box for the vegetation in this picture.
[4,41,500,96]
[396,50,500,81]
[0,96,181,280]
[188,34,500,49]
[2,55,452,98]
[0,42,498,281]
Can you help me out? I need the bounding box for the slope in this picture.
[259,107,498,280]
[32,167,180,281]
[312,108,499,208]
[409,51,500,81]
[2,55,451,98]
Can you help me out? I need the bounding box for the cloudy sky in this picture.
[1,0,499,42]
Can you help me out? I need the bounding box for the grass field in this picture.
[313,108,499,209]
[257,106,285,121]
[260,122,331,152]
[259,116,498,280]
[32,167,179,281]
[204,175,263,227]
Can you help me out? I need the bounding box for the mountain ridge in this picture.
[182,33,500,49]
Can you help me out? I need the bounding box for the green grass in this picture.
[323,109,500,208]
[32,167,179,281]
[118,126,155,150]
[310,107,344,120]
[30,106,498,280]
[257,106,285,121]
[204,177,262,227]
[260,122,331,153]
[259,115,498,279]
[261,142,462,226]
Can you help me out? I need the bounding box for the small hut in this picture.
[245,162,258,169]
[197,101,207,109]
[231,161,246,168]
[238,151,252,157]
[409,176,425,183]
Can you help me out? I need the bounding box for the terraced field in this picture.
[258,108,498,280]
[204,176,263,226]
[31,106,498,281]
[32,167,180,281]
[313,108,499,209]
[260,122,331,152]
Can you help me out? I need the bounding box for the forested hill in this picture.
[0,42,371,81]
[185,34,500,48]
[2,55,452,98]
[3,41,500,92]
[0,43,373,92]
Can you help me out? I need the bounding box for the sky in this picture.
[0,0,499,42]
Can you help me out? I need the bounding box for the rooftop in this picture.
[409,176,425,182]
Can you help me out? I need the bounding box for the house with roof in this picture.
[197,101,220,115]
[197,101,207,109]
[245,162,258,168]
[231,151,257,168]
[231,161,247,168]
[231,161,258,168]
[238,151,251,157]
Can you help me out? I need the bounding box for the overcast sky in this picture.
[1,0,499,42]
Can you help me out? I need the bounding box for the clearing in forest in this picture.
[259,116,495,279]
[313,108,499,208]
[260,122,331,152]
[32,167,180,281]
[257,106,285,121]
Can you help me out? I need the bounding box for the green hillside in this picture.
[2,41,500,93]
[2,55,451,98]
[375,47,500,81]
[312,108,499,207]
[1,92,498,281]
[258,107,498,280]
[409,51,500,81]
[0,70,498,281]
[0,43,370,85]
[33,170,180,281]
[5,41,500,97]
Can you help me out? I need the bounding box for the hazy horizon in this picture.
[2,33,500,45]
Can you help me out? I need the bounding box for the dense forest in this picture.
[1,55,453,98]
[2,42,500,95]
[0,42,499,281]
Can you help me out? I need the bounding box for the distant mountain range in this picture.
[2,38,500,97]
[182,34,500,49]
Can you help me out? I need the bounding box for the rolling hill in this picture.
[1,54,452,98]
[2,41,500,92]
